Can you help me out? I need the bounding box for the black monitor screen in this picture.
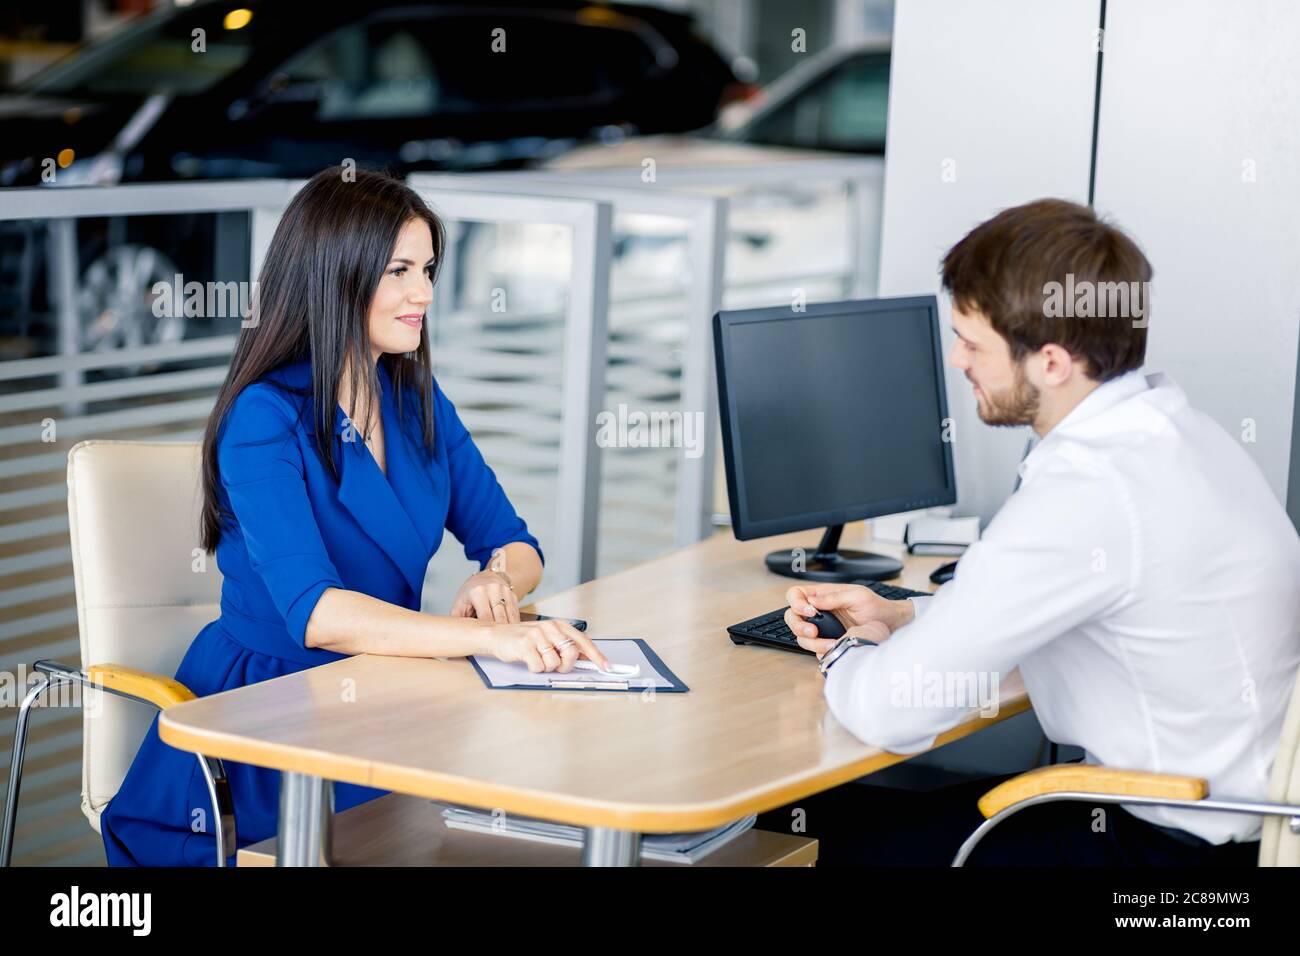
[715,298,955,538]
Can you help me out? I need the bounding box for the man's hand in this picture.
[784,582,914,657]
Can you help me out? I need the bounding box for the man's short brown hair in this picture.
[940,198,1153,382]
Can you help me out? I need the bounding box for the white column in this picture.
[877,0,1101,525]
[1093,0,1300,508]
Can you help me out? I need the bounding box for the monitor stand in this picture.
[764,523,903,582]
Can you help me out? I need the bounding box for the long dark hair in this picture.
[199,166,447,552]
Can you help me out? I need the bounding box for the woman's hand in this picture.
[450,569,520,624]
[484,619,613,674]
[783,582,914,657]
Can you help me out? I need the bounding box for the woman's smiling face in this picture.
[367,217,435,362]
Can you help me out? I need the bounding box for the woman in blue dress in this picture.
[100,167,610,866]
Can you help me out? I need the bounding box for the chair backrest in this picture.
[1261,664,1300,865]
[66,440,222,832]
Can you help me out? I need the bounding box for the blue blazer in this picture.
[100,358,541,866]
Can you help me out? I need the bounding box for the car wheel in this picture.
[77,243,184,375]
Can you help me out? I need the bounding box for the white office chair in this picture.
[953,666,1300,866]
[1,440,236,866]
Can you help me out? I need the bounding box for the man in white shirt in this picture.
[763,198,1300,865]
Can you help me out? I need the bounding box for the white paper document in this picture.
[438,804,756,864]
[468,638,683,691]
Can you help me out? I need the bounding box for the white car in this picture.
[545,39,891,169]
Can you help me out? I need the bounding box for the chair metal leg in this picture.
[952,810,1013,867]
[196,754,237,867]
[952,790,1300,866]
[11,661,242,870]
[1,674,52,867]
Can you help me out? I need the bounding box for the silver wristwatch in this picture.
[818,634,877,678]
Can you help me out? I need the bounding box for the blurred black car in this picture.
[0,1,742,361]
[0,0,743,185]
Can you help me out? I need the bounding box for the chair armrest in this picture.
[978,765,1208,818]
[85,663,196,710]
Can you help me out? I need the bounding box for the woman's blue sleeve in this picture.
[435,378,544,569]
[217,384,345,648]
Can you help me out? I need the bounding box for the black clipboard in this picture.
[467,638,688,693]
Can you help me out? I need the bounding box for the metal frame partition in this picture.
[0,180,293,866]
[413,159,884,560]
[525,158,886,301]
[0,178,613,865]
[544,159,886,543]
[404,185,613,592]
[411,171,727,550]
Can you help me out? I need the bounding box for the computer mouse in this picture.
[803,610,847,640]
[930,560,958,585]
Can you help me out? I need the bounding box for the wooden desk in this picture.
[159,523,1029,865]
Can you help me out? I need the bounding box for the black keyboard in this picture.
[727,581,930,655]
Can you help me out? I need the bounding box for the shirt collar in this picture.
[1017,368,1154,485]
[1050,368,1151,436]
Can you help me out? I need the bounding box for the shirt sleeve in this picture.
[434,377,544,569]
[217,383,345,648]
[824,457,1135,753]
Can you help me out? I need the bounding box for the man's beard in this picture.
[973,364,1039,426]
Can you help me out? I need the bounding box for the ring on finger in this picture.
[554,638,576,651]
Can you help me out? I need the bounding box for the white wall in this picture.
[877,0,1300,776]
[878,0,1102,525]
[1092,0,1300,505]
[875,0,1103,774]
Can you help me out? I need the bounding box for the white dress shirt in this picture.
[824,369,1300,844]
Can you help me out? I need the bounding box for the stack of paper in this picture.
[903,515,981,555]
[437,805,756,864]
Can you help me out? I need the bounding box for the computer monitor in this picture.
[713,295,957,582]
